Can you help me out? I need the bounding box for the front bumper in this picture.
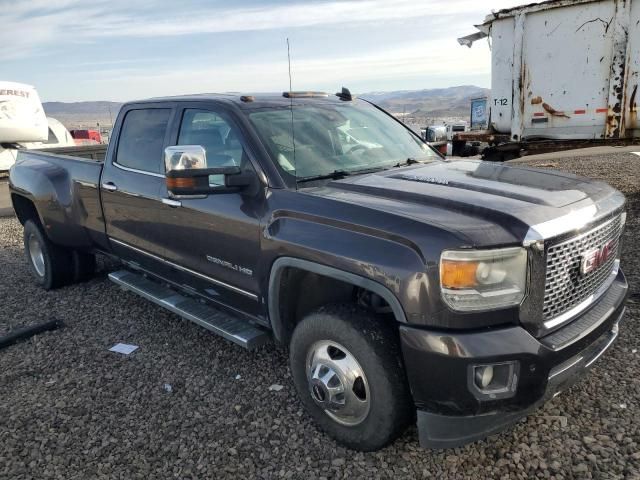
[400,269,628,449]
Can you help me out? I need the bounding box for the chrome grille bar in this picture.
[542,214,623,324]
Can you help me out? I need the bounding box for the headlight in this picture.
[440,247,527,312]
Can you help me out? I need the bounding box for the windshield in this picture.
[247,101,439,182]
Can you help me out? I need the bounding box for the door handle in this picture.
[102,182,118,192]
[162,198,182,208]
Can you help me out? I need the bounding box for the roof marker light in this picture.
[282,91,329,99]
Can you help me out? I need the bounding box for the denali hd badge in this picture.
[206,255,253,276]
[580,239,615,275]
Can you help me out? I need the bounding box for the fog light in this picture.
[470,361,519,399]
[475,365,494,388]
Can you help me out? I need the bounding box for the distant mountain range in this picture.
[42,86,490,128]
[42,101,122,129]
[360,85,490,118]
[43,101,123,115]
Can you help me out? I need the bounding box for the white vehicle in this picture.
[0,82,47,143]
[0,82,76,171]
[1,117,76,171]
[0,81,48,171]
[23,117,76,150]
[458,0,640,159]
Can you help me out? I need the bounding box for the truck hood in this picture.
[305,160,624,246]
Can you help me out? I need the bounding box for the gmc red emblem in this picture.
[580,239,616,275]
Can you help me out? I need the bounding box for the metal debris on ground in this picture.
[108,343,139,355]
[0,318,63,350]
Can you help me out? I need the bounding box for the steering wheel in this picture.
[345,144,368,155]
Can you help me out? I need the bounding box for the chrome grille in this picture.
[543,215,623,321]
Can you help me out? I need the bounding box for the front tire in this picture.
[289,304,413,451]
[23,220,74,290]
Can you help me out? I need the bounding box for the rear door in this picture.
[101,104,175,273]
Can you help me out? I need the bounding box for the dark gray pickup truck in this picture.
[9,91,628,451]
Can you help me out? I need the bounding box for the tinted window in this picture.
[116,109,171,173]
[177,109,247,185]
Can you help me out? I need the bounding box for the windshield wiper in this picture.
[296,169,352,183]
[393,157,425,168]
[297,164,391,184]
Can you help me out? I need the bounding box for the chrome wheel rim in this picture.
[28,234,45,277]
[306,340,370,426]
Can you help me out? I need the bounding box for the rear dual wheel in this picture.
[289,304,413,451]
[23,220,95,289]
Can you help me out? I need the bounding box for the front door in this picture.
[155,106,266,319]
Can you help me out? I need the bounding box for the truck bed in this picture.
[10,149,108,251]
[38,143,108,161]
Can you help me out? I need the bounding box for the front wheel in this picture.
[289,304,413,451]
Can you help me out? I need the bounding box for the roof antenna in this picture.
[287,37,297,189]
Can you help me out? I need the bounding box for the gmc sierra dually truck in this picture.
[9,91,628,451]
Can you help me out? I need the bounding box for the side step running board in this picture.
[108,270,270,350]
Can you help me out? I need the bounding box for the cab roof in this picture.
[127,91,358,110]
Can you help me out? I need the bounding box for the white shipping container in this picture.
[459,0,640,141]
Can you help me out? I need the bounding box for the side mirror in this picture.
[164,145,255,196]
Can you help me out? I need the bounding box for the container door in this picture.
[521,1,616,140]
[624,1,640,138]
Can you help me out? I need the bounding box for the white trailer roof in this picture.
[458,0,603,47]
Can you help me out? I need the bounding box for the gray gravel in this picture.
[1,153,639,479]
[0,181,11,217]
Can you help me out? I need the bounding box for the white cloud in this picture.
[2,0,543,60]
[73,38,490,100]
[5,0,542,100]
[96,0,528,37]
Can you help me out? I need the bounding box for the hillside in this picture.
[42,101,122,129]
[360,85,489,118]
[41,86,489,129]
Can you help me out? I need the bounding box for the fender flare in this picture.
[268,257,407,342]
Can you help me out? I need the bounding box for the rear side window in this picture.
[116,109,171,173]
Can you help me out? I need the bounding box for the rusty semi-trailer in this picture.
[458,0,640,160]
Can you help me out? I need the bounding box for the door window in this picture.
[116,109,171,174]
[177,109,246,185]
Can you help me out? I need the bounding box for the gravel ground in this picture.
[1,154,639,479]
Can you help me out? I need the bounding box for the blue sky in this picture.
[2,0,539,102]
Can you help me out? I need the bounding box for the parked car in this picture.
[9,91,628,451]
[70,129,102,145]
[424,125,447,155]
